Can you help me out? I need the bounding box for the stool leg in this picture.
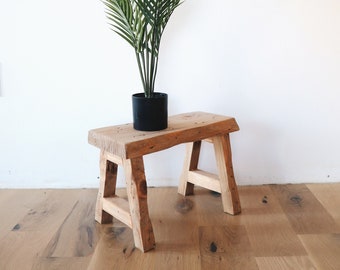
[178,141,202,195]
[123,157,155,252]
[212,134,241,215]
[95,151,118,224]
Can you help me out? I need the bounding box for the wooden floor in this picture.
[0,184,340,270]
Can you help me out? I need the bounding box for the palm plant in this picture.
[102,0,182,98]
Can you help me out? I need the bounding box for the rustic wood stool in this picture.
[88,112,241,252]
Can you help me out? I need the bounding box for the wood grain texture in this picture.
[212,134,241,215]
[299,234,340,270]
[199,225,258,270]
[0,190,83,270]
[95,151,118,224]
[32,257,92,270]
[86,225,136,270]
[41,189,98,258]
[240,185,307,257]
[178,141,201,196]
[148,188,199,250]
[307,183,340,225]
[195,188,237,227]
[255,256,316,270]
[89,112,241,252]
[124,157,155,252]
[271,184,340,234]
[178,135,241,216]
[0,189,53,243]
[102,196,132,228]
[88,112,239,159]
[1,184,340,269]
[187,170,221,193]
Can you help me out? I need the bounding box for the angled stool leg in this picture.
[178,141,202,195]
[95,150,118,223]
[212,134,241,215]
[123,157,155,252]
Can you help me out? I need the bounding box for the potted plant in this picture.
[102,0,182,131]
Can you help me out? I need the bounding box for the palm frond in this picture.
[103,0,136,46]
[102,0,183,97]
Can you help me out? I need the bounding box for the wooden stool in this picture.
[88,112,241,252]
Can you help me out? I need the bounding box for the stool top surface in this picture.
[88,111,239,159]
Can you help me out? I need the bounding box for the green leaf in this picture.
[102,0,183,96]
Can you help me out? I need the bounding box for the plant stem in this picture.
[146,43,150,96]
[135,52,146,94]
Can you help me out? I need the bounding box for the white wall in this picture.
[0,0,339,188]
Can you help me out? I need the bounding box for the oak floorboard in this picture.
[0,189,14,205]
[153,250,201,270]
[271,184,340,234]
[150,188,201,269]
[0,231,48,270]
[0,190,80,270]
[1,184,340,269]
[12,190,80,232]
[240,186,307,257]
[149,187,199,249]
[299,234,340,270]
[194,188,241,227]
[307,183,340,225]
[41,189,99,258]
[88,187,202,270]
[32,257,91,270]
[199,225,258,270]
[0,189,54,242]
[89,240,201,270]
[255,256,316,270]
[86,225,148,270]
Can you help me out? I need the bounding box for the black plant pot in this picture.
[132,92,168,131]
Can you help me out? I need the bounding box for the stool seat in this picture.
[88,112,241,252]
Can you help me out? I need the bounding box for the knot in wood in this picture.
[138,180,148,198]
[175,198,194,214]
[262,195,268,204]
[210,242,218,253]
[109,227,126,238]
[290,195,303,206]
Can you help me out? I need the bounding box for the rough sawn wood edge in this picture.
[88,111,239,159]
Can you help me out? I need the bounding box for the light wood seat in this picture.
[88,111,241,252]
